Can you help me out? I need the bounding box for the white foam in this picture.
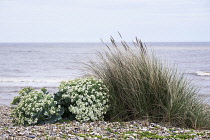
[196,71,210,76]
[0,78,65,83]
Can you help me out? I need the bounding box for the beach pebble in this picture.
[185,130,191,133]
[172,131,179,133]
[141,128,148,131]
[28,135,36,138]
[18,132,25,136]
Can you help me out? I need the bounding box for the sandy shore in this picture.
[0,105,210,140]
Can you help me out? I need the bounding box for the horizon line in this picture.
[0,41,210,44]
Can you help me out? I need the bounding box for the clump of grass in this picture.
[87,36,210,129]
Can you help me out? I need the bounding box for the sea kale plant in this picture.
[11,87,34,105]
[11,88,63,126]
[54,77,109,122]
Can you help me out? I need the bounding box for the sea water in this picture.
[0,42,210,105]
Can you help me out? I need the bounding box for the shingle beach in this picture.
[1,106,210,140]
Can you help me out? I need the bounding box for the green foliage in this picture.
[174,134,196,139]
[87,37,210,129]
[11,87,34,105]
[11,88,63,126]
[150,135,165,139]
[105,127,113,133]
[54,77,109,122]
[140,131,157,137]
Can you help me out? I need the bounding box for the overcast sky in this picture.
[0,0,210,42]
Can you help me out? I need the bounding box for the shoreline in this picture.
[1,106,210,140]
[1,93,210,107]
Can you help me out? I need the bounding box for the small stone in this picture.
[148,126,155,129]
[18,132,25,136]
[180,130,184,133]
[90,131,100,136]
[130,125,134,128]
[185,130,191,133]
[162,127,168,131]
[59,131,63,134]
[141,128,148,131]
[68,134,73,136]
[78,137,85,140]
[75,127,80,130]
[92,138,99,140]
[28,135,36,138]
[150,123,157,127]
[172,131,179,133]
[36,132,41,136]
[191,133,197,136]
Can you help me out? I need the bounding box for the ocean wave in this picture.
[196,71,210,76]
[0,78,65,83]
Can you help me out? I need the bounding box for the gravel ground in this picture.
[1,105,210,140]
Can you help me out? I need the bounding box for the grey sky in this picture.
[0,0,209,42]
